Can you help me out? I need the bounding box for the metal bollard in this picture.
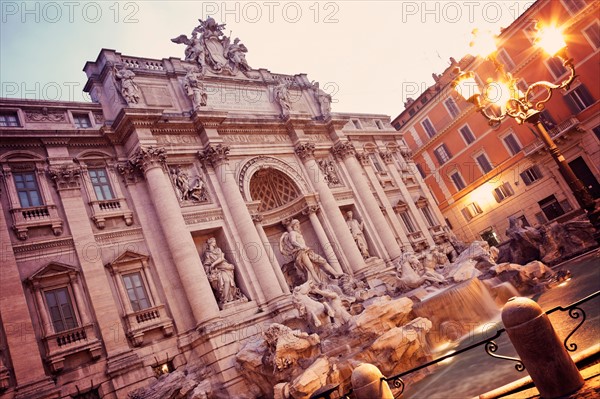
[351,363,394,399]
[502,297,584,398]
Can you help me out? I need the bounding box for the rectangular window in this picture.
[433,144,452,165]
[497,49,515,71]
[415,163,426,178]
[459,125,476,144]
[399,212,417,233]
[476,153,493,173]
[540,110,557,131]
[444,98,460,118]
[73,114,92,128]
[45,287,78,333]
[422,206,437,227]
[352,119,361,129]
[14,171,42,208]
[520,165,543,185]
[369,154,383,172]
[538,195,565,221]
[583,21,600,49]
[503,133,522,156]
[546,56,567,79]
[375,120,384,130]
[564,85,596,113]
[562,0,587,14]
[421,118,437,138]
[493,182,515,203]
[450,171,466,191]
[592,125,600,141]
[461,202,483,221]
[89,168,114,200]
[123,272,151,312]
[0,112,20,127]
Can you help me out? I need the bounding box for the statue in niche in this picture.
[345,211,371,259]
[202,237,245,305]
[113,65,141,104]
[223,37,250,72]
[274,82,292,117]
[311,81,331,118]
[183,69,208,109]
[171,166,208,203]
[279,219,342,284]
[318,159,340,186]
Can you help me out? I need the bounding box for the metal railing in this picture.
[312,290,599,399]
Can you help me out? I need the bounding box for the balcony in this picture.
[89,198,133,229]
[43,323,102,373]
[524,117,581,156]
[123,304,174,347]
[10,204,63,240]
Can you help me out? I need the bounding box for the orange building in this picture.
[392,0,600,245]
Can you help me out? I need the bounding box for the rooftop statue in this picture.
[171,16,252,76]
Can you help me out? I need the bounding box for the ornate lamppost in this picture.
[451,25,600,245]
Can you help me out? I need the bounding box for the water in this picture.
[402,252,600,399]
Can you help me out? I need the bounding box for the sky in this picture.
[0,1,530,119]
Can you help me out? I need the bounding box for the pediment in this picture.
[29,262,79,282]
[107,251,148,267]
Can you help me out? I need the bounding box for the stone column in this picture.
[130,147,220,325]
[198,144,284,303]
[70,275,91,325]
[252,215,290,294]
[333,142,402,259]
[303,205,343,274]
[295,143,366,273]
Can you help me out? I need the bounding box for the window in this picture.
[475,153,493,174]
[516,79,529,94]
[564,85,595,113]
[461,202,483,221]
[444,98,460,118]
[0,112,20,127]
[433,144,452,165]
[352,119,361,129]
[583,21,600,49]
[123,272,151,312]
[73,114,92,128]
[593,125,600,141]
[502,132,522,156]
[520,165,543,185]
[497,49,515,71]
[399,212,417,233]
[421,206,437,227]
[408,109,416,117]
[459,125,476,144]
[546,56,567,79]
[392,122,401,130]
[45,287,78,333]
[538,195,565,220]
[88,168,114,200]
[493,182,515,203]
[369,153,384,172]
[540,110,557,131]
[415,163,426,178]
[450,171,466,191]
[421,118,437,138]
[375,120,384,130]
[562,0,587,15]
[480,227,500,247]
[14,171,42,207]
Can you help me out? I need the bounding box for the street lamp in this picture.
[452,25,600,245]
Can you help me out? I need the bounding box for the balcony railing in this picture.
[524,117,581,156]
[43,323,102,373]
[89,198,133,229]
[124,304,174,347]
[10,204,63,240]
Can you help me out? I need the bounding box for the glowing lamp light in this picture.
[452,71,481,103]
[470,29,498,59]
[536,25,567,56]
[486,81,513,111]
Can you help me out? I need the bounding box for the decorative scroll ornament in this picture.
[47,164,82,190]
[331,141,356,160]
[294,142,315,160]
[197,144,230,168]
[130,147,167,173]
[25,107,66,123]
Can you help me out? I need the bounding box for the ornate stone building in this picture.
[0,17,449,398]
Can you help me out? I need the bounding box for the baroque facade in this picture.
[392,0,600,246]
[0,17,449,398]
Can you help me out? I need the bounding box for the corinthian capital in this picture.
[197,144,230,168]
[47,164,82,191]
[355,153,370,166]
[294,142,316,161]
[131,146,167,173]
[379,151,394,165]
[331,141,356,160]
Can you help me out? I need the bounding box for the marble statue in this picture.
[317,159,341,186]
[183,69,208,109]
[171,31,206,69]
[279,219,342,283]
[113,65,141,104]
[345,211,370,259]
[202,237,244,305]
[171,166,208,202]
[274,82,292,117]
[224,37,250,72]
[292,281,335,329]
[311,81,331,118]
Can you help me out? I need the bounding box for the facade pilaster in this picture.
[198,144,285,303]
[332,141,402,260]
[294,142,366,273]
[130,147,220,326]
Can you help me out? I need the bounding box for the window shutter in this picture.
[563,92,582,114]
[493,188,502,203]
